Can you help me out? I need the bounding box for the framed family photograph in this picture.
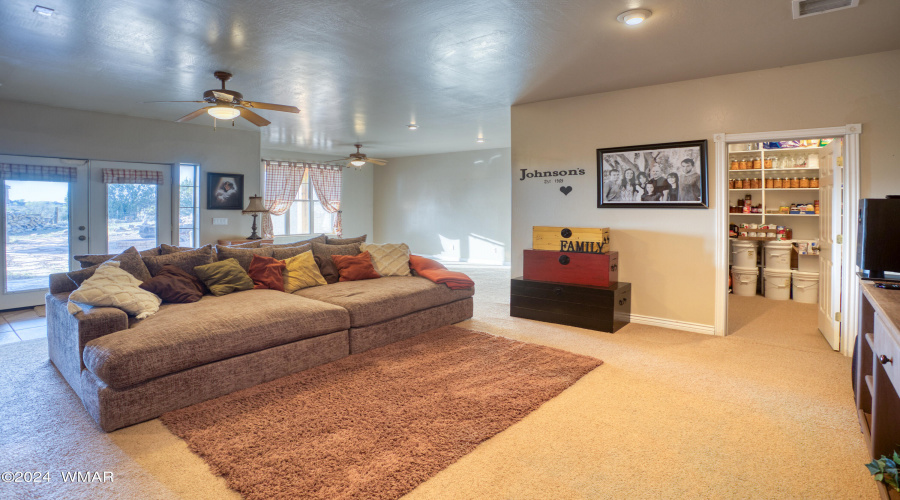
[207,172,244,210]
[597,139,708,209]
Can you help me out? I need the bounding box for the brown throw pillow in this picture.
[215,245,274,272]
[160,243,196,255]
[314,255,340,284]
[269,235,326,249]
[326,234,367,245]
[75,247,160,269]
[143,245,215,279]
[272,243,312,261]
[248,255,286,291]
[331,252,380,282]
[68,247,152,286]
[139,265,204,303]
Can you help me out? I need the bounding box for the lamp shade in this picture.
[242,195,269,214]
[208,105,240,120]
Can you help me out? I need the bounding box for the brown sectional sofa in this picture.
[47,269,473,432]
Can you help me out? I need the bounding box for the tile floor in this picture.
[0,306,47,345]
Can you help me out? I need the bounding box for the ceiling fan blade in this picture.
[240,107,271,127]
[243,101,300,113]
[176,107,211,123]
[145,100,207,103]
[367,157,387,163]
[367,159,387,165]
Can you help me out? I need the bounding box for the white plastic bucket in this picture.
[732,266,758,296]
[764,241,792,270]
[792,270,819,304]
[763,268,792,300]
[731,240,758,268]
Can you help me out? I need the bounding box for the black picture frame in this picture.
[206,172,244,210]
[597,139,708,208]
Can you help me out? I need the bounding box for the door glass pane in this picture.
[107,184,158,254]
[5,180,69,292]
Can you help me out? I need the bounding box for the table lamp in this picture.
[242,195,269,240]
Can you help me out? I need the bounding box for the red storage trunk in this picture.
[523,250,618,287]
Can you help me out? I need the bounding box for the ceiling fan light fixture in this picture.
[617,9,651,25]
[350,159,367,167]
[476,137,485,143]
[208,105,240,120]
[408,124,418,130]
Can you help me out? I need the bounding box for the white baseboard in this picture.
[629,314,716,336]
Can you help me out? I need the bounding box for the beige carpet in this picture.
[160,326,601,500]
[0,266,877,499]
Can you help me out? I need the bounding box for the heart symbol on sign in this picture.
[560,186,573,195]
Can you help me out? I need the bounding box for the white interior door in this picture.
[817,139,842,350]
[0,155,88,310]
[87,161,172,254]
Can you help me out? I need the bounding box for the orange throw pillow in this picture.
[248,254,286,291]
[331,252,381,282]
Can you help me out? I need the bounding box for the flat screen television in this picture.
[857,196,900,281]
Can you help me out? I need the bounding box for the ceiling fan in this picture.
[149,71,299,127]
[338,144,387,168]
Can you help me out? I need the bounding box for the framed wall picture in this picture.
[207,172,244,210]
[597,139,708,208]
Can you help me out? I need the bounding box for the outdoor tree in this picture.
[107,184,157,221]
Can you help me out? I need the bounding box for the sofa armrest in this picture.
[46,292,129,398]
[49,272,77,294]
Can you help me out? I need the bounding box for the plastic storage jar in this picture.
[763,241,793,270]
[791,270,819,304]
[732,266,759,297]
[731,240,758,268]
[763,268,792,300]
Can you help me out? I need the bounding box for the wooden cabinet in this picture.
[855,281,900,500]
[510,277,630,333]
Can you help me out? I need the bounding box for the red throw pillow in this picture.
[331,252,381,282]
[139,264,204,303]
[248,254,287,291]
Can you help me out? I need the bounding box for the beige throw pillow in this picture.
[68,261,161,319]
[361,243,412,276]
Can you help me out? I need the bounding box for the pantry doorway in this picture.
[712,125,861,356]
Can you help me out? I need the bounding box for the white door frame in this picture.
[713,124,861,356]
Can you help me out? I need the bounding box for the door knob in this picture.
[78,235,86,241]
[78,226,86,231]
[880,355,893,365]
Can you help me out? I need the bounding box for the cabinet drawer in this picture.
[873,312,900,395]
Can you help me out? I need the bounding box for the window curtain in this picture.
[0,163,77,182]
[261,160,306,239]
[101,168,163,185]
[307,164,343,237]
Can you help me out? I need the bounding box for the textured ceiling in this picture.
[0,0,898,158]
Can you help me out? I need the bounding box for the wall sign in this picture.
[519,168,586,196]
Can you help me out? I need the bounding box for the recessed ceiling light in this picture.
[33,5,55,16]
[617,9,651,25]
[407,124,418,130]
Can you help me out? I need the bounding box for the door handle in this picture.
[78,235,86,241]
[78,226,86,231]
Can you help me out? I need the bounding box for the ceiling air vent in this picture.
[792,0,859,19]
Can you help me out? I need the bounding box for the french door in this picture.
[0,157,172,310]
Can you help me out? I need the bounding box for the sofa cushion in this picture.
[75,247,160,268]
[68,247,153,286]
[360,242,412,277]
[272,243,312,261]
[215,245,274,272]
[332,251,380,282]
[270,235,325,248]
[283,251,327,292]
[195,258,255,296]
[249,255,286,291]
[139,265,204,303]
[82,290,350,389]
[160,244,195,255]
[143,245,215,279]
[326,234,367,245]
[294,276,474,327]
[227,240,262,248]
[314,255,339,284]
[68,261,162,320]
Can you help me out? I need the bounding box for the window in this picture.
[269,169,335,236]
[179,164,200,246]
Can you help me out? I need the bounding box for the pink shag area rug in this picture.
[160,325,602,500]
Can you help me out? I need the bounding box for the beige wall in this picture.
[260,148,374,240]
[374,148,511,263]
[512,49,900,326]
[0,99,261,245]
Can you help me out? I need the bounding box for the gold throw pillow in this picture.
[282,251,327,293]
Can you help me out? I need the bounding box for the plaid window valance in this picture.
[102,168,164,185]
[0,163,77,182]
